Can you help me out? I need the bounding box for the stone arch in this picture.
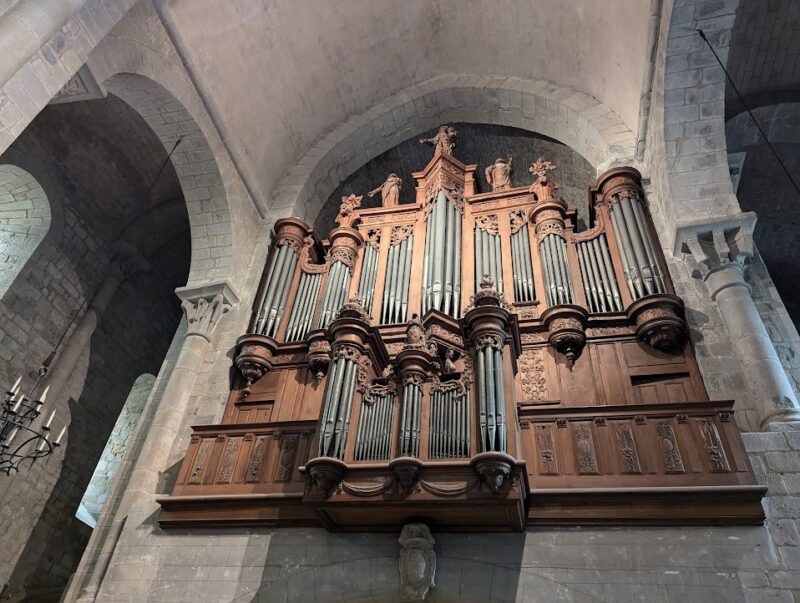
[0,164,52,297]
[101,73,234,286]
[270,74,637,225]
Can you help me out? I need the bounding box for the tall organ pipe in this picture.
[540,234,573,306]
[355,393,395,461]
[511,225,535,302]
[358,244,378,315]
[381,235,413,324]
[254,244,299,337]
[608,194,665,300]
[422,191,462,317]
[475,345,507,453]
[398,379,422,457]
[429,388,470,458]
[285,271,322,341]
[474,226,504,291]
[319,261,352,328]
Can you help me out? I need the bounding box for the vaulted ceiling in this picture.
[157,0,652,211]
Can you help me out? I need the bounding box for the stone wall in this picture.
[0,94,191,599]
[93,428,800,602]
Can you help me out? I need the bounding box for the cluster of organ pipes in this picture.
[381,231,414,324]
[475,342,507,453]
[510,221,536,303]
[429,387,470,458]
[398,378,424,458]
[318,260,351,329]
[354,392,395,461]
[356,240,379,316]
[285,270,322,341]
[422,190,462,317]
[318,351,358,458]
[576,234,623,313]
[252,242,298,337]
[539,233,575,306]
[608,191,666,299]
[245,147,679,469]
[474,222,504,294]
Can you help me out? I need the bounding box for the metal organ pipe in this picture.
[355,393,395,461]
[381,234,413,324]
[358,243,378,316]
[319,261,352,329]
[428,388,470,459]
[398,379,422,457]
[511,224,535,302]
[608,193,665,300]
[254,244,299,337]
[474,223,504,292]
[285,271,322,341]
[475,343,506,453]
[539,234,573,306]
[422,191,462,317]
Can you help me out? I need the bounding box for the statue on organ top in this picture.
[485,157,513,191]
[368,173,402,207]
[419,125,457,155]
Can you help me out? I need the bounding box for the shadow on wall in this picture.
[246,530,528,602]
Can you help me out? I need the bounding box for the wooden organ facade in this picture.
[158,134,765,531]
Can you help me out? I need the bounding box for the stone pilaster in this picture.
[675,213,800,429]
[66,279,239,602]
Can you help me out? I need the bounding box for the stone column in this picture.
[65,280,238,602]
[675,213,800,429]
[44,246,148,402]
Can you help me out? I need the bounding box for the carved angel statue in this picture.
[368,173,402,207]
[485,157,513,191]
[335,193,363,228]
[381,364,395,379]
[444,348,458,374]
[419,125,457,155]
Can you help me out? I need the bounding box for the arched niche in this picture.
[0,164,52,298]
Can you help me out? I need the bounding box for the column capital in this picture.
[673,212,756,281]
[176,280,240,341]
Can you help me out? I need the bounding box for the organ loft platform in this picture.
[157,129,765,531]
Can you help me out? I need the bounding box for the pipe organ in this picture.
[159,127,765,531]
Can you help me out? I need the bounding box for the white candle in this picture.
[54,425,66,445]
[44,410,55,429]
[5,427,18,445]
[10,397,22,413]
[36,433,49,452]
[10,375,21,394]
[40,385,49,403]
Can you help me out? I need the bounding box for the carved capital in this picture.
[176,280,239,341]
[673,212,756,283]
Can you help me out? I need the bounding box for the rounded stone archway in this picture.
[101,73,236,287]
[270,74,637,226]
[0,164,51,297]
